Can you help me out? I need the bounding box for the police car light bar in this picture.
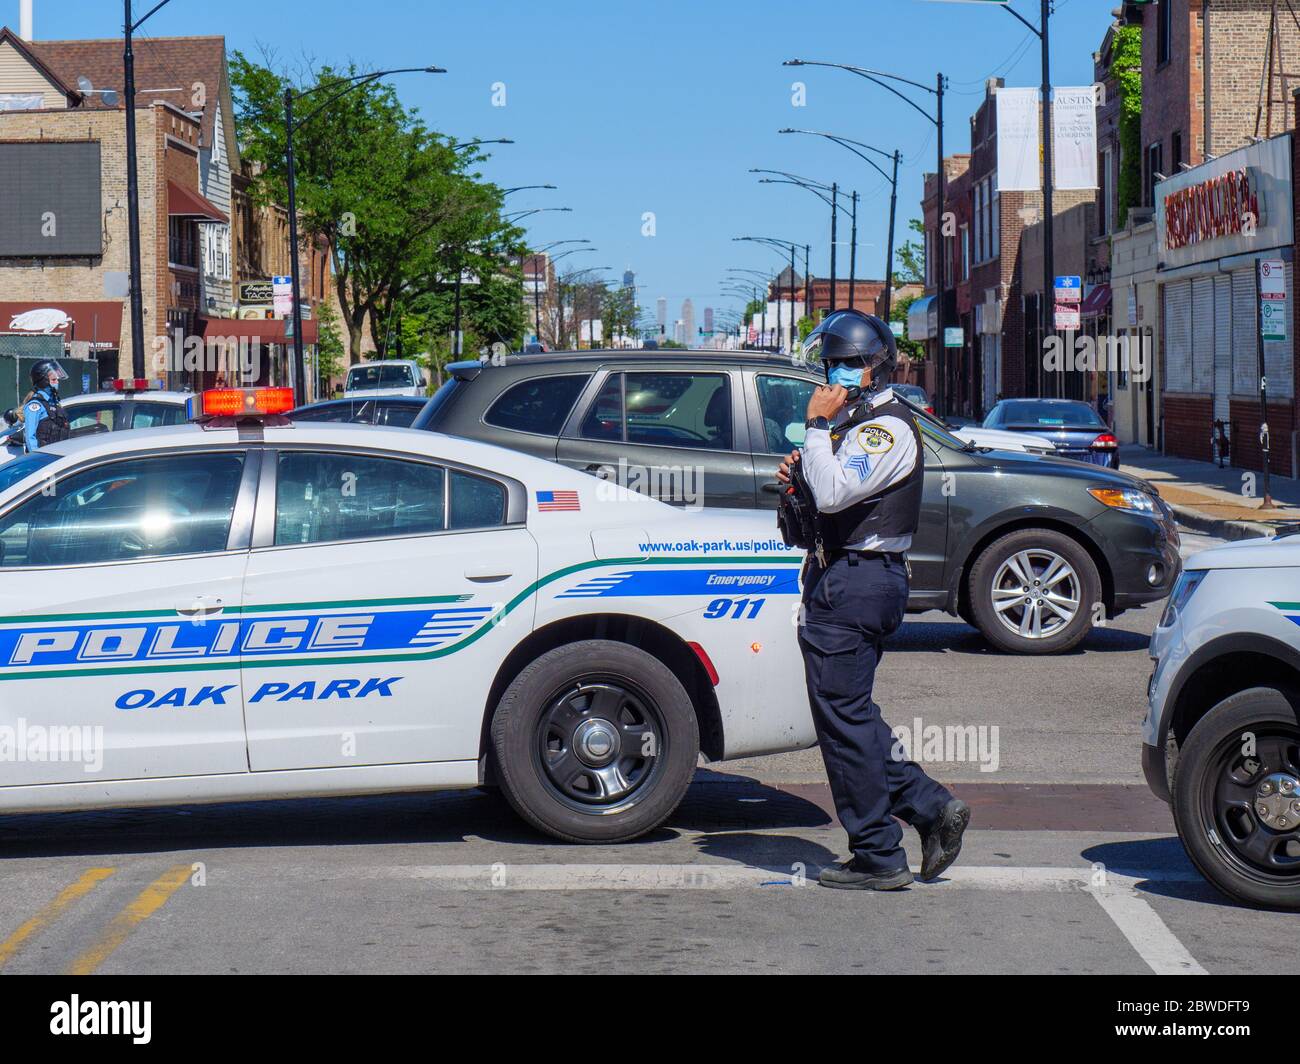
[190,387,295,420]
[110,378,162,392]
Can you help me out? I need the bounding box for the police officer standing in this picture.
[19,360,71,452]
[777,309,970,890]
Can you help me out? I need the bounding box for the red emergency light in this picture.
[191,387,295,419]
[110,378,158,392]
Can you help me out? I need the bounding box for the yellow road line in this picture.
[0,867,117,970]
[66,863,192,976]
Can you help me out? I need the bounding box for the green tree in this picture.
[894,218,926,284]
[891,293,925,361]
[313,298,346,393]
[229,53,524,363]
[1114,24,1143,229]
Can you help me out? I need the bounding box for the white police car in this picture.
[1146,532,1300,907]
[0,387,813,842]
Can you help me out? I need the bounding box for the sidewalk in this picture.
[1120,444,1299,540]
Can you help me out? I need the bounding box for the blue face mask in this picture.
[828,364,863,389]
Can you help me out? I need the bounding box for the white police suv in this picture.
[0,387,813,842]
[1146,532,1300,907]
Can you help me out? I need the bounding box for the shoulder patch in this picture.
[24,401,42,414]
[855,423,895,455]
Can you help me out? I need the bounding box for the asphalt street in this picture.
[3,529,1287,977]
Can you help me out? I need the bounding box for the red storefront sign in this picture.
[1163,167,1260,251]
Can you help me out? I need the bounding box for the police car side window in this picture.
[449,469,505,529]
[756,375,816,453]
[0,453,245,568]
[274,452,446,545]
[485,375,591,436]
[67,403,118,433]
[129,403,187,429]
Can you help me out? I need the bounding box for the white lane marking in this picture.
[342,862,1207,975]
[1088,884,1208,975]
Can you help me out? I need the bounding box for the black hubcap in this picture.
[535,681,665,810]
[1204,726,1300,881]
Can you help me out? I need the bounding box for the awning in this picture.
[0,301,124,349]
[907,294,938,341]
[168,181,228,223]
[1081,283,1112,317]
[198,316,318,345]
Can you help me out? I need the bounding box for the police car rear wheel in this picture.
[1173,688,1300,910]
[491,640,699,843]
[968,529,1100,655]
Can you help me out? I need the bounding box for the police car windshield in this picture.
[0,452,57,495]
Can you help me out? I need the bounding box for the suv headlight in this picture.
[1160,569,1207,627]
[1088,486,1159,517]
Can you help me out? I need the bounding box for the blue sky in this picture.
[25,0,1112,329]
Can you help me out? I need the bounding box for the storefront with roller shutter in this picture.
[1154,134,1296,474]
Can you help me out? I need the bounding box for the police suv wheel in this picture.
[490,640,699,843]
[967,528,1100,655]
[1172,687,1300,910]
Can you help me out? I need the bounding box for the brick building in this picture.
[1132,1,1300,470]
[0,25,223,384]
[0,25,324,395]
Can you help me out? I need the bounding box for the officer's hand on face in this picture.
[776,449,799,484]
[806,384,847,422]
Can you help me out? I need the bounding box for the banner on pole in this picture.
[996,88,1041,192]
[1053,87,1099,190]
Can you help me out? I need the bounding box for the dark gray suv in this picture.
[411,350,1180,654]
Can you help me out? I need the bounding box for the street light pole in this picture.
[829,181,838,313]
[782,59,947,410]
[937,69,947,415]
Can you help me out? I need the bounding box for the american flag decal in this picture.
[536,489,580,512]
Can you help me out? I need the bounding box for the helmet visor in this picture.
[41,361,68,382]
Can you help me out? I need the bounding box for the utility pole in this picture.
[936,70,947,416]
[123,0,146,378]
[848,190,858,311]
[1040,0,1057,397]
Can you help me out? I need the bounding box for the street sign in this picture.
[1262,299,1288,341]
[1260,259,1287,301]
[944,327,963,348]
[1054,275,1082,302]
[889,321,904,337]
[272,275,293,318]
[1054,302,1081,330]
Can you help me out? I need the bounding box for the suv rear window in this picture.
[485,374,590,435]
[347,364,416,390]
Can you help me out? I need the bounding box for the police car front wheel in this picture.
[1173,687,1300,910]
[490,640,700,843]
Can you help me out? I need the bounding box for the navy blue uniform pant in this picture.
[798,552,952,873]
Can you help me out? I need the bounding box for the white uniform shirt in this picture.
[800,386,918,554]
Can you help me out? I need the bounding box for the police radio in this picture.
[776,454,827,566]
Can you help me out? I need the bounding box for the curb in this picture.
[1166,502,1274,542]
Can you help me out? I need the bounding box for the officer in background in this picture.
[777,309,970,890]
[19,360,71,452]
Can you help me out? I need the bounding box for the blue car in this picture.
[982,398,1119,468]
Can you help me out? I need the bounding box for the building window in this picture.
[925,228,934,287]
[990,176,999,258]
[1145,142,1163,208]
[1157,0,1172,65]
[1099,146,1113,235]
[960,224,970,281]
[973,181,984,264]
[168,217,197,268]
[1170,130,1182,171]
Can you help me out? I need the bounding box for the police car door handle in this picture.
[464,565,513,583]
[175,598,224,618]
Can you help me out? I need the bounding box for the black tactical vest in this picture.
[818,396,924,549]
[32,392,70,448]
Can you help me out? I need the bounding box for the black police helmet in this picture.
[30,360,67,389]
[804,308,897,386]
